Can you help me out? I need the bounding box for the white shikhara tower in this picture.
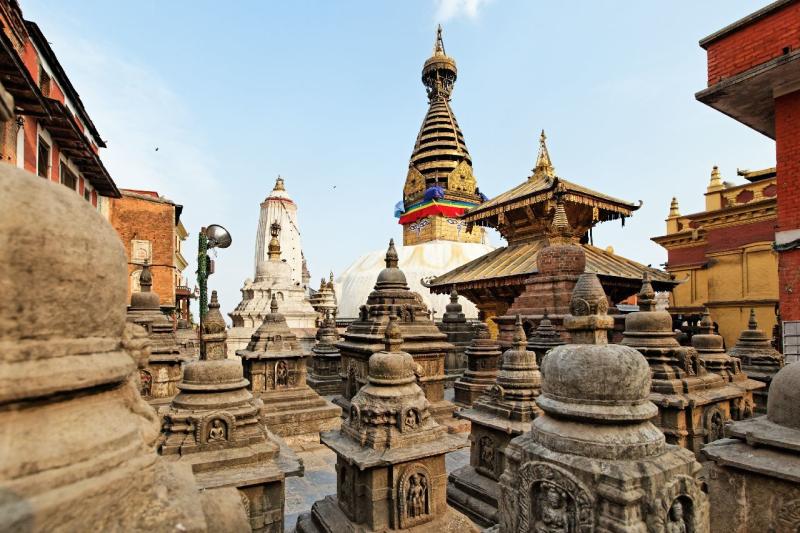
[228,177,318,356]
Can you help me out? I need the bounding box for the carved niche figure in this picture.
[359,305,369,321]
[349,405,360,429]
[705,408,725,443]
[478,436,495,472]
[275,360,288,388]
[406,474,429,518]
[347,364,359,398]
[139,369,152,397]
[666,499,688,533]
[403,408,419,431]
[533,484,570,533]
[208,419,227,442]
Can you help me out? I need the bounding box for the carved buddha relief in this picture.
[397,464,433,528]
[402,408,419,432]
[275,360,288,388]
[208,419,227,442]
[705,407,725,443]
[478,435,496,474]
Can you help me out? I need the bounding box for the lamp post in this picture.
[197,224,232,358]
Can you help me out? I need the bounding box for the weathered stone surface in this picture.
[621,274,756,455]
[703,362,800,532]
[728,308,784,414]
[0,167,246,531]
[437,289,474,388]
[498,273,709,533]
[237,294,341,445]
[449,315,542,527]
[335,239,466,434]
[307,310,342,395]
[295,317,478,532]
[453,321,502,408]
[127,261,190,407]
[160,290,302,532]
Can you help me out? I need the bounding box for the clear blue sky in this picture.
[24,0,776,319]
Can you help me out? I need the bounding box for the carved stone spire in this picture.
[548,197,573,244]
[707,165,724,192]
[638,272,656,312]
[130,260,161,310]
[532,129,555,180]
[270,293,279,314]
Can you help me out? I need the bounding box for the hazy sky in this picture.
[24,0,776,319]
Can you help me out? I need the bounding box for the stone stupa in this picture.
[309,272,337,327]
[237,293,340,447]
[448,315,543,527]
[307,309,342,395]
[336,239,466,433]
[160,290,302,532]
[526,312,564,366]
[728,308,784,413]
[229,179,318,354]
[452,321,502,408]
[126,260,189,407]
[621,273,755,454]
[0,167,249,531]
[703,362,800,532]
[295,317,478,532]
[497,272,710,532]
[437,289,474,387]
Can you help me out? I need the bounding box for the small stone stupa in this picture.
[453,321,502,408]
[309,272,337,326]
[1,167,249,531]
[160,290,302,532]
[296,317,478,532]
[229,190,318,355]
[728,308,784,414]
[526,312,564,366]
[336,239,465,433]
[449,315,543,527]
[622,274,755,454]
[498,272,710,532]
[307,309,342,395]
[237,294,340,447]
[126,260,189,407]
[437,289,475,387]
[703,363,800,532]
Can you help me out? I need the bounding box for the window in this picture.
[783,321,800,364]
[60,162,77,190]
[39,66,51,97]
[84,187,91,201]
[37,137,50,179]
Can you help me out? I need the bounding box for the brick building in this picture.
[652,166,778,348]
[0,0,119,208]
[108,189,189,317]
[696,0,800,359]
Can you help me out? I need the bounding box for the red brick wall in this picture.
[707,218,777,253]
[706,1,800,84]
[668,245,707,268]
[777,89,800,320]
[108,194,177,308]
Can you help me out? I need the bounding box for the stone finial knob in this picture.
[384,315,403,352]
[270,293,279,314]
[385,238,399,268]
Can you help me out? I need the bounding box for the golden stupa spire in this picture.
[532,130,555,180]
[707,165,724,192]
[668,197,680,217]
[434,24,445,55]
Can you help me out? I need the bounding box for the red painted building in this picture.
[696,0,800,359]
[0,0,118,210]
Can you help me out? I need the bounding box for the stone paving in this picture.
[283,392,471,532]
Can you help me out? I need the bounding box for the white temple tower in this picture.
[228,177,318,355]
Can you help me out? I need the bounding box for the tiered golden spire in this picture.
[267,221,281,260]
[668,197,680,217]
[532,130,555,180]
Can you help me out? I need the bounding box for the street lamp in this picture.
[197,224,231,358]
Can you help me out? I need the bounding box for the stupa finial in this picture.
[513,314,527,350]
[450,288,458,303]
[270,293,279,314]
[268,220,282,260]
[699,308,714,334]
[748,308,758,330]
[669,197,680,217]
[434,24,445,55]
[274,175,285,191]
[139,260,153,291]
[384,315,403,352]
[532,129,555,179]
[550,197,572,241]
[708,165,724,192]
[385,238,399,268]
[638,272,656,312]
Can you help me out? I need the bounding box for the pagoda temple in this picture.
[336,26,493,320]
[426,131,674,343]
[229,178,317,354]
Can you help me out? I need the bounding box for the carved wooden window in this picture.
[782,320,800,364]
[60,162,77,191]
[37,137,50,179]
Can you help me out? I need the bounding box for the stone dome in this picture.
[0,165,127,348]
[767,362,800,430]
[368,318,417,386]
[537,343,658,421]
[691,309,724,353]
[622,274,677,348]
[179,359,248,389]
[375,239,408,288]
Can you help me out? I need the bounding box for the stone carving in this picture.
[139,369,152,397]
[453,321,501,407]
[276,360,288,387]
[729,308,784,414]
[518,463,593,533]
[666,499,688,533]
[399,465,432,527]
[478,436,495,472]
[533,484,570,533]
[704,407,725,443]
[403,408,420,431]
[437,288,475,388]
[208,419,227,442]
[776,499,800,532]
[308,310,343,395]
